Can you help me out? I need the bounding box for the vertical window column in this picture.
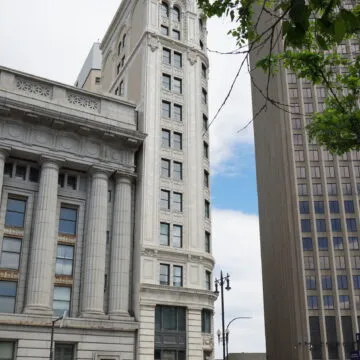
[82,169,108,316]
[109,174,132,317]
[0,149,9,205]
[25,159,59,314]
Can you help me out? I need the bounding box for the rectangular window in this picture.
[173,104,182,121]
[329,200,340,213]
[299,201,309,214]
[0,237,21,270]
[318,237,328,250]
[202,63,207,78]
[337,275,348,289]
[174,52,182,68]
[340,166,350,177]
[304,103,314,114]
[306,275,316,289]
[314,201,324,214]
[307,295,318,309]
[317,87,326,98]
[161,25,169,35]
[304,256,315,269]
[205,232,211,253]
[293,134,303,145]
[173,265,183,287]
[160,190,170,210]
[294,150,304,161]
[173,77,182,94]
[333,237,344,250]
[173,192,183,212]
[162,101,171,118]
[331,218,342,232]
[205,271,211,290]
[325,166,335,177]
[309,150,319,161]
[354,275,360,289]
[292,118,302,129]
[301,219,311,232]
[173,162,183,181]
[5,198,26,228]
[346,218,357,232]
[160,264,170,285]
[302,237,313,251]
[348,236,359,250]
[322,275,332,290]
[316,219,326,232]
[312,183,322,196]
[53,286,71,317]
[203,142,209,159]
[205,200,210,218]
[352,256,360,269]
[59,207,77,235]
[162,74,171,90]
[289,88,298,97]
[55,245,74,276]
[303,88,312,97]
[29,167,39,182]
[311,167,321,178]
[172,29,180,40]
[173,225,182,248]
[202,309,212,333]
[339,295,350,309]
[161,159,171,178]
[4,163,13,177]
[323,295,334,309]
[162,129,171,147]
[160,223,170,246]
[335,256,346,269]
[298,184,308,196]
[327,183,337,195]
[342,183,352,195]
[55,344,75,360]
[344,200,355,213]
[163,48,171,65]
[202,88,207,104]
[204,170,209,187]
[0,342,15,360]
[173,132,182,150]
[0,281,16,313]
[287,73,297,83]
[296,166,306,178]
[320,256,330,269]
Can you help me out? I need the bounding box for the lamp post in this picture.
[225,316,252,359]
[49,311,67,360]
[214,271,231,360]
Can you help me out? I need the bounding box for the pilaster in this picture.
[0,148,9,206]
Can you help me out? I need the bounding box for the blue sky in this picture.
[0,0,265,355]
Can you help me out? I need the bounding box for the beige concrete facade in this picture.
[251,2,360,360]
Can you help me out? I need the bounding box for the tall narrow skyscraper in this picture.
[251,3,360,360]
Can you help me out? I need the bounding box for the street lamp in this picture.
[225,316,252,359]
[49,311,67,360]
[214,271,231,360]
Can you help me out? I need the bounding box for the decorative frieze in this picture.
[67,91,99,111]
[0,269,19,281]
[148,34,159,52]
[16,77,52,98]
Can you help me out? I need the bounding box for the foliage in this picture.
[197,0,360,154]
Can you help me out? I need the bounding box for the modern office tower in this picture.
[251,3,360,360]
[0,66,144,358]
[93,1,216,360]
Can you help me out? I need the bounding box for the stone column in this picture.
[0,149,8,205]
[109,174,133,318]
[24,159,59,314]
[82,169,108,317]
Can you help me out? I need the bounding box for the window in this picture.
[339,295,350,309]
[337,275,348,289]
[299,201,309,214]
[335,256,346,269]
[95,77,101,84]
[173,162,183,181]
[205,200,210,218]
[5,198,26,228]
[55,344,74,360]
[172,29,180,40]
[325,166,335,178]
[163,48,171,65]
[173,192,183,212]
[0,237,21,270]
[119,80,124,95]
[323,295,334,309]
[56,245,74,276]
[287,73,297,83]
[323,150,333,161]
[173,266,183,287]
[331,218,342,232]
[59,207,77,235]
[318,237,328,250]
[160,264,170,285]
[301,219,311,232]
[352,256,360,269]
[316,219,326,232]
[298,184,308,196]
[115,87,119,96]
[302,237,313,251]
[203,142,209,159]
[348,236,359,250]
[205,232,211,253]
[333,237,344,250]
[173,104,182,121]
[202,63,207,78]
[155,306,186,334]
[161,25,169,36]
[172,6,180,21]
[309,150,319,161]
[162,101,171,118]
[161,159,171,178]
[162,74,171,90]
[202,88,207,104]
[0,342,15,360]
[173,78,182,94]
[202,309,212,333]
[303,88,312,97]
[205,271,211,290]
[346,218,357,232]
[161,190,170,210]
[340,166,350,177]
[29,167,39,182]
[161,2,169,17]
[162,129,171,147]
[15,165,26,180]
[294,150,304,161]
[292,118,302,129]
[160,223,170,246]
[204,170,209,187]
[173,132,182,150]
[329,201,340,213]
[311,167,321,178]
[344,200,354,213]
[327,183,337,195]
[66,175,77,190]
[0,281,16,313]
[296,167,306,178]
[354,275,360,289]
[320,256,330,269]
[312,183,322,196]
[200,40,204,50]
[174,52,182,68]
[53,286,71,317]
[289,88,298,97]
[173,225,182,248]
[342,183,352,195]
[322,275,332,290]
[122,34,126,48]
[314,201,324,214]
[293,134,303,145]
[307,295,318,309]
[317,87,326,98]
[306,275,316,289]
[291,104,300,113]
[117,63,120,75]
[304,256,315,269]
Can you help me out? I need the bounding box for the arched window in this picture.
[119,80,124,96]
[122,34,126,48]
[118,42,122,55]
[161,2,169,17]
[199,18,203,31]
[172,6,181,22]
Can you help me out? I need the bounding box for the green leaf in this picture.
[334,16,346,43]
[316,35,328,49]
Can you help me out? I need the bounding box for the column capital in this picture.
[114,171,135,184]
[39,155,64,169]
[90,166,112,178]
[0,147,11,159]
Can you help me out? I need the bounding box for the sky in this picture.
[0,0,265,355]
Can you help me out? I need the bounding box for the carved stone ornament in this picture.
[203,335,214,347]
[16,77,52,98]
[187,51,197,65]
[148,34,159,52]
[67,91,99,111]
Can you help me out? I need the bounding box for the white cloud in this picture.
[212,209,265,356]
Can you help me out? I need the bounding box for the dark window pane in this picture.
[302,237,313,251]
[15,165,26,180]
[163,307,177,330]
[318,237,328,250]
[29,167,39,182]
